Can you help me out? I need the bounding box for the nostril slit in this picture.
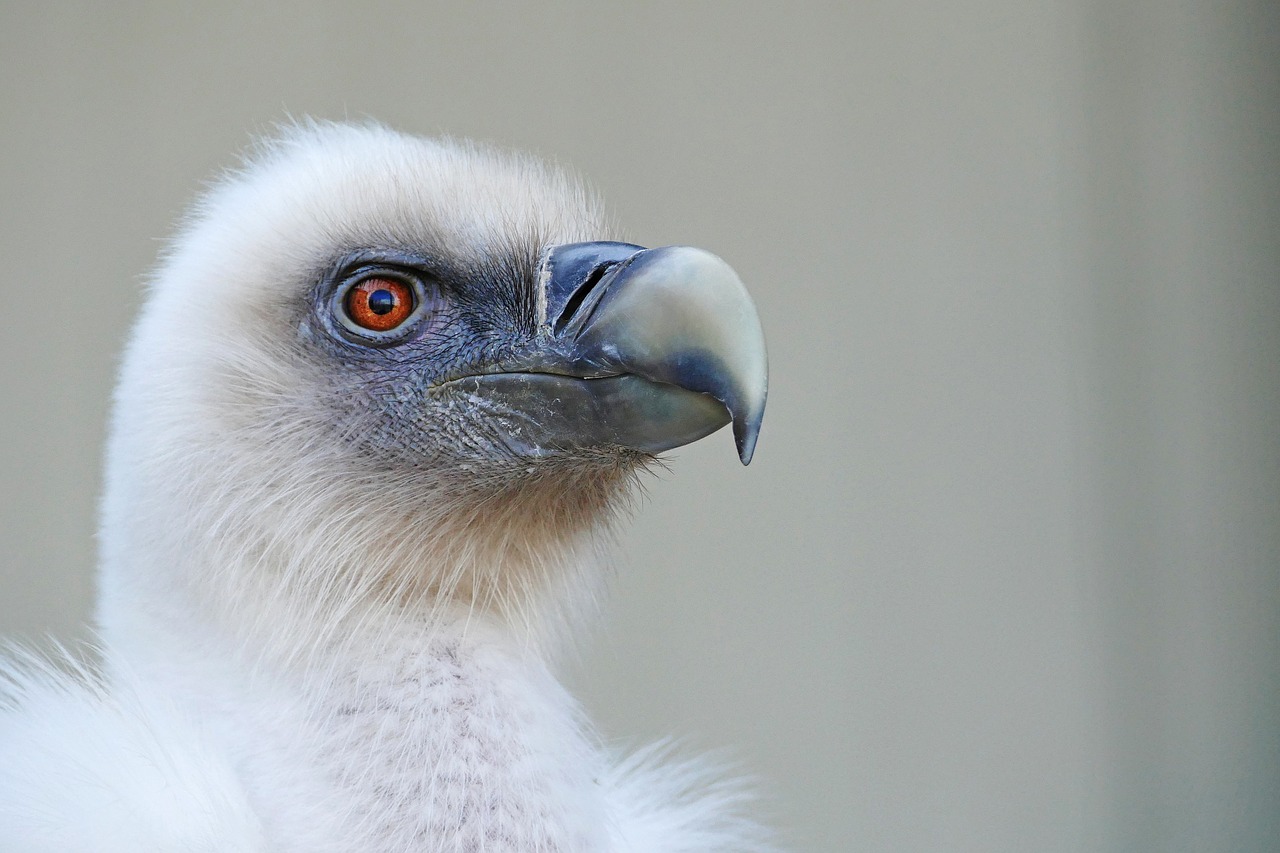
[555,262,616,335]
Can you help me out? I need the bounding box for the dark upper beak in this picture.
[445,241,768,464]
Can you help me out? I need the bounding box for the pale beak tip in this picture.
[735,425,759,465]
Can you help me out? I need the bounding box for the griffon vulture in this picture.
[0,122,770,853]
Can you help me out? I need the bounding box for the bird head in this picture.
[98,123,766,645]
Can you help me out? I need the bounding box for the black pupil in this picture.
[367,288,397,315]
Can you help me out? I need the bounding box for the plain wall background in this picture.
[1,3,1276,851]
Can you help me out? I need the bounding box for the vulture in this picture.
[0,122,769,852]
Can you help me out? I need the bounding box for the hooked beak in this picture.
[447,242,768,464]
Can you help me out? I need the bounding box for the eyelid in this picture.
[334,248,440,280]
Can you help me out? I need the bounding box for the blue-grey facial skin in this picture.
[300,245,545,467]
[300,242,765,472]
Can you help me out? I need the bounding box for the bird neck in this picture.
[97,508,603,681]
[95,598,612,851]
[95,457,625,682]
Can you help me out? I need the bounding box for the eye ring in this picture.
[332,269,435,343]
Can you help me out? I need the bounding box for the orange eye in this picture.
[344,277,415,332]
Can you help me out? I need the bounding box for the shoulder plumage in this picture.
[0,647,266,853]
[602,740,781,853]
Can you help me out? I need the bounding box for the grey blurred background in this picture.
[2,2,1277,851]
